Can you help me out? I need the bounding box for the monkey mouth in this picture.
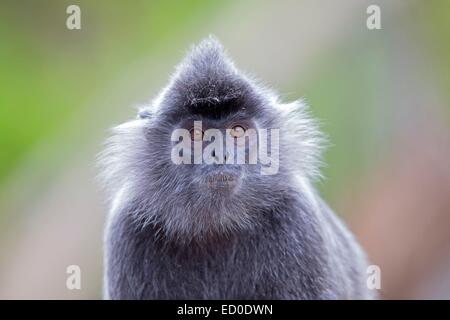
[205,172,239,191]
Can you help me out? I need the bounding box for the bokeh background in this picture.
[0,0,449,299]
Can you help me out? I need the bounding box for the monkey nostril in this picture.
[212,150,216,157]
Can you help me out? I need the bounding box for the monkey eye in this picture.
[189,127,204,141]
[229,125,246,138]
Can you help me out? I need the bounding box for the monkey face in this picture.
[171,118,257,195]
[145,113,255,195]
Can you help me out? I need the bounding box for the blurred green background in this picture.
[0,0,449,299]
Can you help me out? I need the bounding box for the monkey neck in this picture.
[126,184,308,248]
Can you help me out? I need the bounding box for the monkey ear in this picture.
[137,108,152,119]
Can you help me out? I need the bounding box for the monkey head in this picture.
[99,37,323,243]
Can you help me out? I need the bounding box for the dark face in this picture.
[172,100,258,194]
[145,88,281,195]
[175,116,250,194]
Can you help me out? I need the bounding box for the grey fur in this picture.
[99,36,375,299]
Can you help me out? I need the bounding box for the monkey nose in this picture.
[210,150,231,164]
